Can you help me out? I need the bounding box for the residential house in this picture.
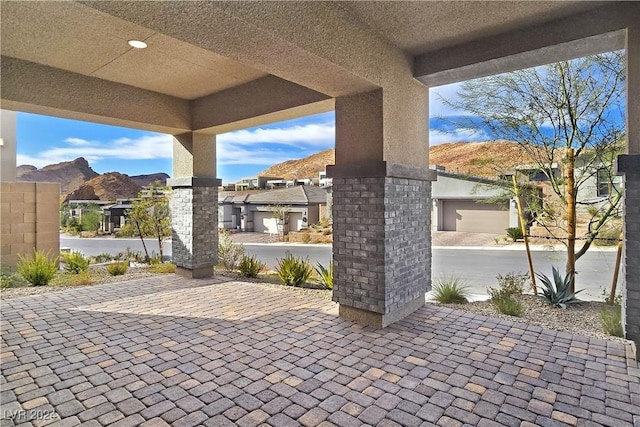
[431,170,523,234]
[219,185,329,234]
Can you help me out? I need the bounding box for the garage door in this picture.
[253,212,278,234]
[442,200,509,234]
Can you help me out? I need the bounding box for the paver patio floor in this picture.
[1,276,639,427]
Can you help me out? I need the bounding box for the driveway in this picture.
[1,277,638,426]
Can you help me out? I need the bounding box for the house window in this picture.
[597,169,620,197]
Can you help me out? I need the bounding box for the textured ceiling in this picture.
[0,1,614,102]
[340,1,606,55]
[0,1,267,100]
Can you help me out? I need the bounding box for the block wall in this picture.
[1,182,60,270]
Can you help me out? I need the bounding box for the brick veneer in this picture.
[168,177,219,278]
[618,154,640,353]
[331,175,431,327]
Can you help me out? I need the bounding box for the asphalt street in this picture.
[61,236,619,301]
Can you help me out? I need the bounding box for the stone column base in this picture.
[339,295,426,328]
[176,266,214,279]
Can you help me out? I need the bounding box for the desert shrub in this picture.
[301,231,311,244]
[432,276,468,304]
[322,229,332,235]
[489,272,527,298]
[599,305,623,337]
[17,250,58,286]
[93,253,114,263]
[0,273,28,289]
[51,271,92,287]
[320,217,330,228]
[218,231,245,271]
[536,267,582,308]
[107,261,129,276]
[147,263,176,274]
[238,256,265,278]
[61,251,89,274]
[276,252,313,287]
[315,262,333,289]
[506,227,524,242]
[491,294,524,316]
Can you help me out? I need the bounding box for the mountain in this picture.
[63,172,141,203]
[17,157,99,193]
[129,173,170,187]
[258,149,335,180]
[257,142,532,181]
[429,141,532,178]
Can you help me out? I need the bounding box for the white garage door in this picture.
[442,200,509,234]
[253,212,278,234]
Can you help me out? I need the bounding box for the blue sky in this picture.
[16,84,484,184]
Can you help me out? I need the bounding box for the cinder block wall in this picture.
[0,182,60,270]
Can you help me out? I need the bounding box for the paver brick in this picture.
[2,277,639,427]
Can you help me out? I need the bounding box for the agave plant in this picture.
[536,267,582,308]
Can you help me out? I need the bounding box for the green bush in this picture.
[599,305,623,337]
[506,227,524,242]
[61,251,89,274]
[432,276,468,304]
[276,252,313,287]
[489,272,527,298]
[107,261,129,276]
[491,294,524,316]
[1,272,28,289]
[315,262,333,289]
[147,263,176,274]
[238,256,265,278]
[17,250,58,286]
[537,266,582,308]
[218,231,245,271]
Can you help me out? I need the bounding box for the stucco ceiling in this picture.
[0,1,267,100]
[0,1,610,103]
[340,1,606,55]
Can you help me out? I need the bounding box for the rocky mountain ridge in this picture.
[17,157,169,202]
[258,141,532,180]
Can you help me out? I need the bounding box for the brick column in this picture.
[618,26,640,354]
[168,177,220,278]
[170,132,218,278]
[328,162,435,327]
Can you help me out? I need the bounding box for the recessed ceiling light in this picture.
[128,40,147,49]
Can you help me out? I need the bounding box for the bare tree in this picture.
[442,51,625,290]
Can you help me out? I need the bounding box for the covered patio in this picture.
[1,0,640,371]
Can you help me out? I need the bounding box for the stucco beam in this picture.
[415,2,637,87]
[0,56,191,134]
[191,76,333,134]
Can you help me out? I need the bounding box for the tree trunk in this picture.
[565,148,577,293]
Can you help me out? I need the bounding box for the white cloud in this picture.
[429,127,490,146]
[17,134,172,167]
[18,123,335,169]
[218,123,334,147]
